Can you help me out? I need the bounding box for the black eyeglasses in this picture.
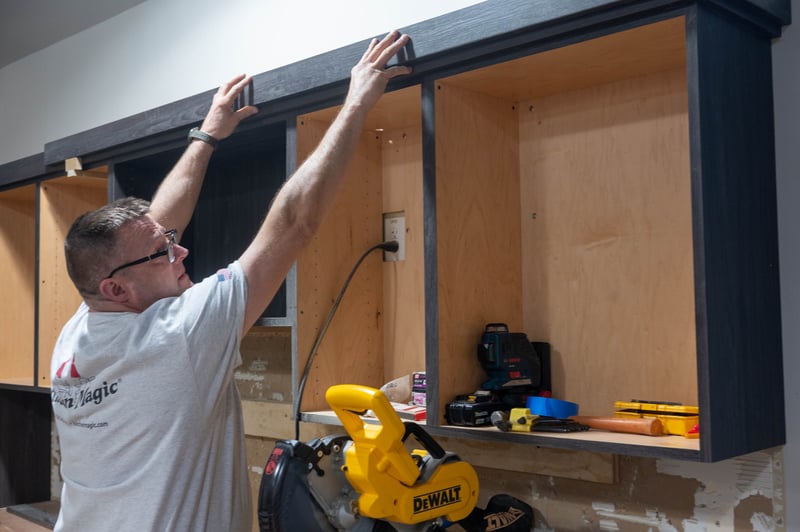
[106,229,178,278]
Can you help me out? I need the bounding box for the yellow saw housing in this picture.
[326,384,479,524]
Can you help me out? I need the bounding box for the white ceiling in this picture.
[0,0,147,69]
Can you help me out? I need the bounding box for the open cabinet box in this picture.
[38,175,108,388]
[298,13,783,461]
[0,173,107,389]
[0,185,37,387]
[433,18,698,452]
[296,85,426,416]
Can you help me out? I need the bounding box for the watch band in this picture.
[187,127,219,149]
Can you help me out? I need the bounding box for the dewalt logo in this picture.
[413,485,462,514]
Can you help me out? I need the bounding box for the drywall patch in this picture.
[656,449,783,530]
[736,495,774,531]
[592,501,678,531]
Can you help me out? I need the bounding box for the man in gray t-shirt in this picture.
[51,31,411,531]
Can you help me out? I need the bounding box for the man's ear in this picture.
[98,277,129,302]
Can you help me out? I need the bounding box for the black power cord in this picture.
[294,240,400,440]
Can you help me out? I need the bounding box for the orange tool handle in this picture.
[570,415,663,436]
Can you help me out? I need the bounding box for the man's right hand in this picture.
[344,31,411,112]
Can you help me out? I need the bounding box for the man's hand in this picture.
[150,75,257,233]
[237,31,412,334]
[345,31,412,111]
[199,74,259,140]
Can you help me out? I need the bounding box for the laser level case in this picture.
[477,323,549,392]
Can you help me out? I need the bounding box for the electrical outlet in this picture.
[383,211,405,261]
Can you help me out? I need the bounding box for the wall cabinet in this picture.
[296,9,785,462]
[0,172,106,505]
[0,1,788,497]
[0,185,36,387]
[0,175,107,389]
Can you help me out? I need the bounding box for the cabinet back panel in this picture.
[381,124,425,382]
[38,175,108,387]
[520,67,697,413]
[0,186,36,385]
[435,83,524,412]
[296,119,385,411]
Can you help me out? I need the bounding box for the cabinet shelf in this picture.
[301,410,699,460]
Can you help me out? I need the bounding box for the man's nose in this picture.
[174,244,189,261]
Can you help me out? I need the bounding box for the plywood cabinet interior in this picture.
[295,16,753,459]
[295,86,425,412]
[38,175,108,387]
[435,17,697,419]
[0,172,107,388]
[0,185,37,386]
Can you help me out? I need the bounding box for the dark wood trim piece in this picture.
[422,79,439,428]
[687,4,785,461]
[0,383,52,394]
[0,153,61,190]
[40,0,786,174]
[33,184,41,389]
[709,0,791,31]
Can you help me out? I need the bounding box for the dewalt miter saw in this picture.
[258,384,480,531]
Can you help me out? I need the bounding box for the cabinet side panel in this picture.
[0,187,36,386]
[689,5,785,460]
[435,83,523,415]
[520,68,697,414]
[381,125,426,381]
[38,176,108,388]
[296,118,384,411]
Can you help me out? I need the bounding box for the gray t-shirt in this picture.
[50,262,251,532]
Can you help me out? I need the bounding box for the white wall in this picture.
[0,0,483,166]
[773,6,799,530]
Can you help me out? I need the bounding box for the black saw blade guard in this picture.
[257,439,337,531]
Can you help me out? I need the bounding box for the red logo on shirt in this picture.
[56,356,81,379]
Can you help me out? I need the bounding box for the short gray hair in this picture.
[65,197,151,298]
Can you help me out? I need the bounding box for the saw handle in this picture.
[569,415,663,436]
[326,384,421,486]
[403,422,445,459]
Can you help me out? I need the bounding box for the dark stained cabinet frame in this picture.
[0,4,791,504]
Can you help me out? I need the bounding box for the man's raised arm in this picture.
[149,75,258,237]
[238,31,412,332]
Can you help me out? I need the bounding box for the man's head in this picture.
[65,197,192,312]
